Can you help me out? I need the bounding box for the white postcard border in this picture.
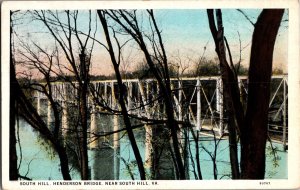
[1,1,299,189]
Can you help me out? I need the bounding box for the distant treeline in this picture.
[18,58,284,82]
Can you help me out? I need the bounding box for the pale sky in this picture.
[12,9,288,78]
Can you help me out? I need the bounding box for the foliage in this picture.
[187,58,249,77]
[124,61,178,79]
[194,58,220,76]
[272,67,284,75]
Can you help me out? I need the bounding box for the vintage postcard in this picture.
[1,1,299,189]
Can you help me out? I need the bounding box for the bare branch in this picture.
[237,9,255,26]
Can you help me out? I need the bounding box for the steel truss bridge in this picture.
[34,75,288,150]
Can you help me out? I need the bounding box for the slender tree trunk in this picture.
[53,103,60,138]
[207,9,241,179]
[18,102,72,180]
[97,11,146,180]
[15,79,72,180]
[45,88,61,138]
[138,36,186,180]
[144,11,186,178]
[190,129,203,180]
[103,10,185,179]
[241,9,284,179]
[116,79,146,180]
[55,143,72,180]
[164,90,186,179]
[44,85,61,138]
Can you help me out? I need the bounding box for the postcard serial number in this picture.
[259,181,271,185]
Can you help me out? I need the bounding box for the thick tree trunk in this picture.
[10,11,19,179]
[241,9,284,179]
[10,38,19,181]
[78,85,89,180]
[78,52,89,180]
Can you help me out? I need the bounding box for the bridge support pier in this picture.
[47,100,52,128]
[282,77,287,151]
[61,102,68,136]
[111,82,116,109]
[37,91,41,115]
[104,82,108,103]
[196,79,202,131]
[113,115,120,179]
[145,125,175,180]
[90,147,114,180]
[127,82,133,114]
[216,78,224,136]
[90,102,98,149]
[62,84,69,136]
[138,81,150,118]
[145,124,153,169]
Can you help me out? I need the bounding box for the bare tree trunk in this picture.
[78,84,89,180]
[101,10,185,179]
[207,9,241,179]
[97,11,146,180]
[10,11,19,180]
[78,52,89,180]
[15,79,72,180]
[138,11,186,179]
[46,86,61,138]
[11,48,72,179]
[9,74,18,180]
[164,93,186,179]
[241,9,284,179]
[10,34,19,181]
[190,129,203,179]
[147,11,186,179]
[208,9,284,179]
[54,143,72,180]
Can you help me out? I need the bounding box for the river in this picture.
[16,117,287,180]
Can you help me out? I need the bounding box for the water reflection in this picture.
[89,115,121,180]
[145,124,175,180]
[90,148,115,180]
[16,115,288,180]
